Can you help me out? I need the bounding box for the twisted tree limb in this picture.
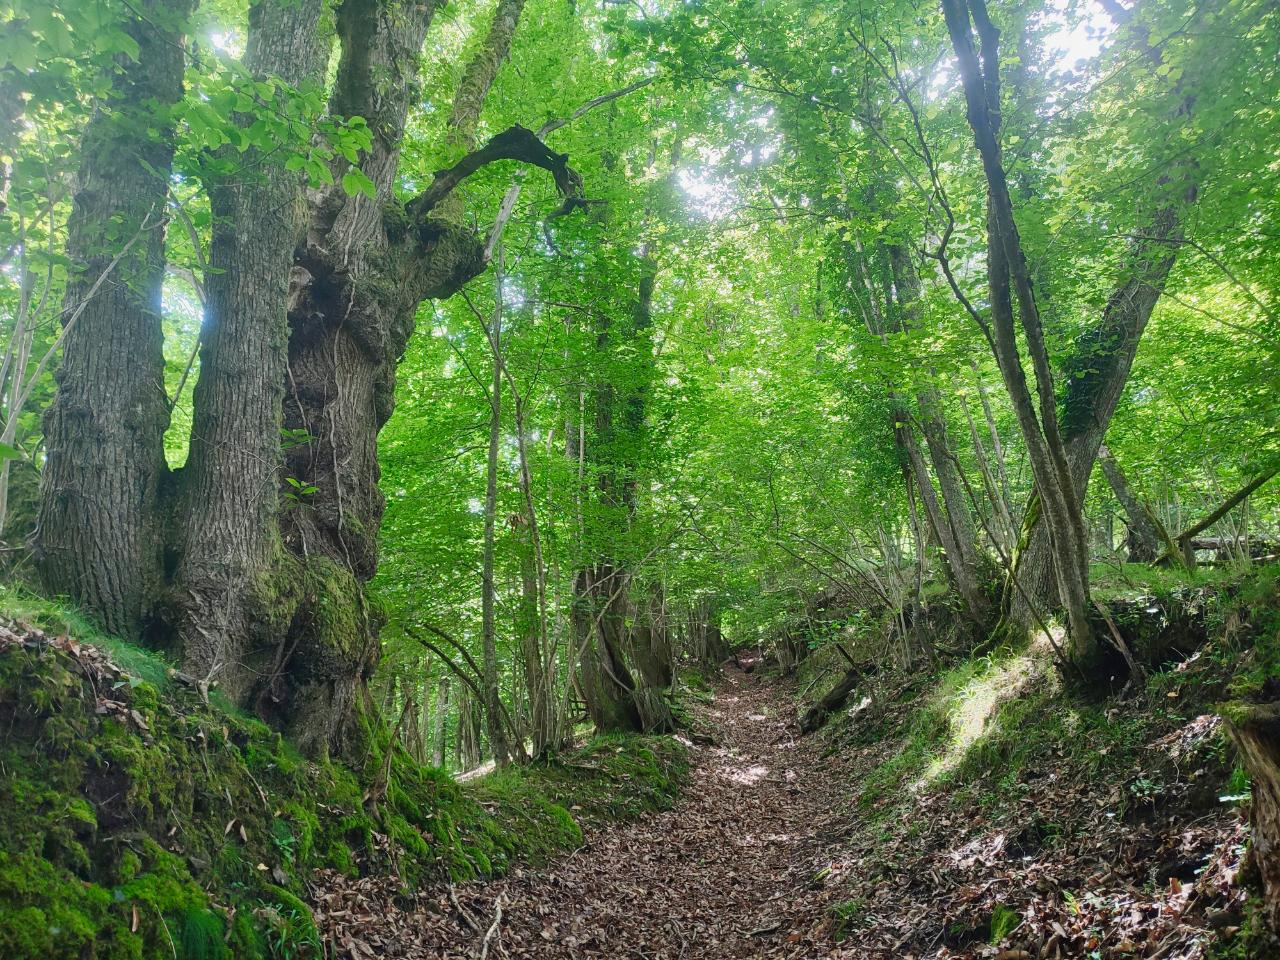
[409,125,583,218]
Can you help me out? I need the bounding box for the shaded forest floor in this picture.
[318,663,849,958]
[324,639,1271,960]
[1,577,1266,960]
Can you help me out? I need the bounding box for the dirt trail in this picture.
[437,666,847,959]
[323,658,1254,960]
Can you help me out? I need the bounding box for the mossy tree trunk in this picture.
[1227,701,1280,931]
[252,0,574,754]
[1003,0,1198,633]
[35,0,581,759]
[36,0,193,640]
[575,564,644,733]
[943,0,1097,663]
[1007,200,1188,626]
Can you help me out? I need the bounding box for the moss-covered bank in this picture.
[796,563,1280,958]
[0,593,687,959]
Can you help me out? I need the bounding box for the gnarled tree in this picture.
[35,0,584,758]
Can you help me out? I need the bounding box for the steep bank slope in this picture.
[0,595,686,959]
[793,565,1280,959]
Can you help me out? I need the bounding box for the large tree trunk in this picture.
[269,0,445,756]
[628,583,676,732]
[575,564,644,732]
[631,584,674,691]
[1003,0,1198,629]
[573,258,674,733]
[36,0,192,639]
[275,0,579,756]
[171,0,331,717]
[1008,202,1187,624]
[30,0,573,759]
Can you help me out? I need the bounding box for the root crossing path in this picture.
[440,667,854,959]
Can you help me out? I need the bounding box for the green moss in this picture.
[0,854,109,959]
[0,598,690,958]
[1207,896,1280,959]
[1223,565,1280,701]
[299,556,367,664]
[229,909,268,960]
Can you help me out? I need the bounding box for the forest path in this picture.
[436,665,850,958]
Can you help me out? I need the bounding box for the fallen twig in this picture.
[479,893,506,960]
[449,884,481,934]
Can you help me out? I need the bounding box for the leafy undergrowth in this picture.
[803,564,1280,959]
[0,591,687,960]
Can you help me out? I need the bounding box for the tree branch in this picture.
[408,125,584,218]
[1176,468,1277,544]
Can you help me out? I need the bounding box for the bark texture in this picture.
[276,0,576,753]
[30,0,581,758]
[943,0,1096,659]
[172,0,331,710]
[37,0,192,639]
[1228,702,1280,931]
[575,564,644,733]
[1009,202,1188,623]
[1004,0,1198,628]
